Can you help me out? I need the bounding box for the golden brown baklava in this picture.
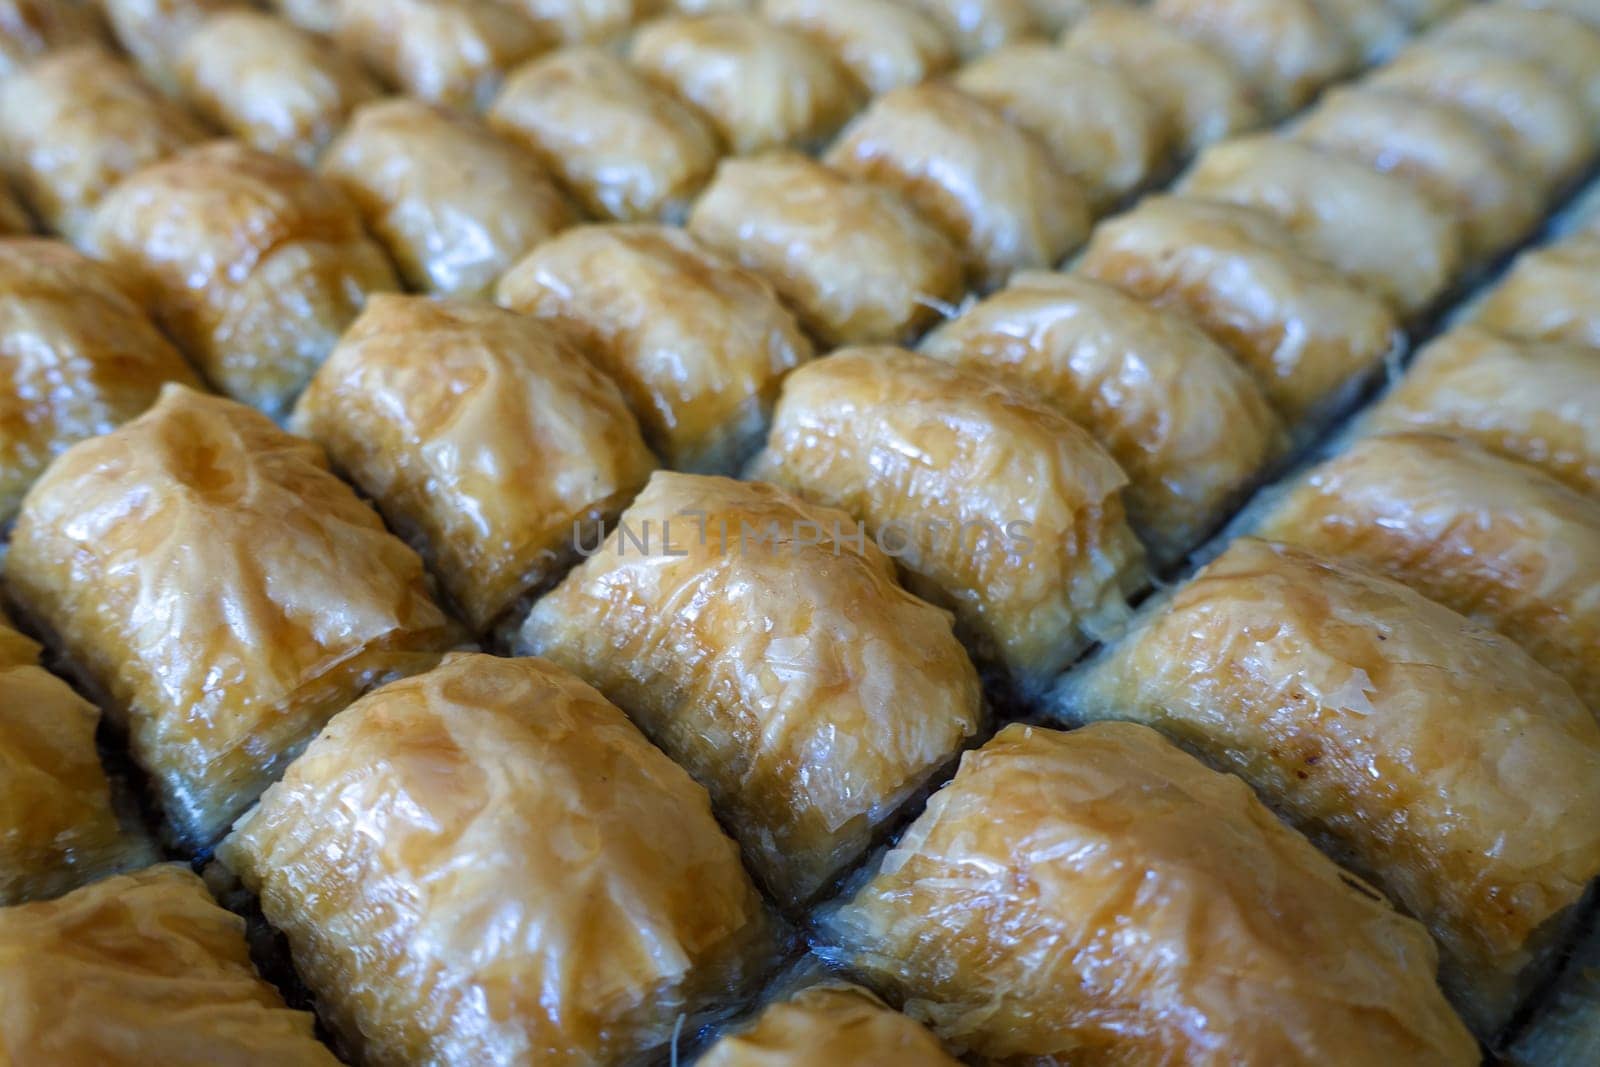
[819,721,1477,1064]
[7,386,459,848]
[519,472,984,905]
[321,99,573,299]
[496,222,813,473]
[759,0,955,95]
[698,981,963,1067]
[219,653,777,1066]
[1471,234,1600,350]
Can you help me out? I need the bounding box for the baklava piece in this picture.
[0,866,339,1065]
[519,472,984,905]
[0,238,198,523]
[826,83,1090,291]
[1367,40,1594,193]
[686,153,963,346]
[819,722,1477,1064]
[218,653,776,1066]
[333,0,550,111]
[321,99,572,299]
[953,43,1165,211]
[747,347,1145,686]
[174,11,382,165]
[99,0,238,93]
[497,223,813,473]
[894,0,1036,58]
[1063,6,1264,158]
[488,46,720,222]
[86,141,398,418]
[1430,3,1600,122]
[1150,0,1355,116]
[1471,234,1600,350]
[1364,326,1600,499]
[1057,537,1600,1036]
[1291,86,1542,263]
[920,271,1287,564]
[271,0,337,33]
[7,386,458,848]
[1179,136,1464,317]
[1077,195,1400,427]
[294,296,655,633]
[759,0,955,95]
[502,0,643,44]
[629,15,864,155]
[1254,432,1600,709]
[0,611,148,906]
[0,0,104,76]
[0,46,205,245]
[699,982,962,1067]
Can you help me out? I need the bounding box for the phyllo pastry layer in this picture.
[0,865,338,1065]
[8,385,459,848]
[748,346,1146,686]
[0,46,204,245]
[1366,326,1600,500]
[321,99,573,300]
[1471,234,1600,351]
[219,653,776,1067]
[294,295,655,632]
[0,238,199,524]
[497,223,812,474]
[1077,195,1400,427]
[698,981,962,1067]
[686,153,963,347]
[1056,538,1600,1035]
[86,140,399,419]
[519,472,984,905]
[920,271,1286,565]
[1255,432,1600,709]
[759,0,955,95]
[819,721,1477,1065]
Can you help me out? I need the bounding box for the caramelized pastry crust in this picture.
[826,83,1091,290]
[7,386,458,848]
[99,0,239,93]
[1255,432,1600,710]
[0,613,147,906]
[1430,4,1600,121]
[1063,6,1264,157]
[1367,40,1595,191]
[0,0,105,76]
[0,239,199,523]
[175,11,381,165]
[953,44,1165,211]
[1077,195,1400,426]
[0,47,204,244]
[294,296,655,632]
[321,99,573,299]
[497,223,812,474]
[85,141,399,418]
[747,347,1145,684]
[820,721,1478,1065]
[489,46,721,222]
[218,653,776,1067]
[333,0,549,111]
[0,865,339,1065]
[1471,234,1600,350]
[501,0,642,43]
[519,472,985,905]
[629,15,864,155]
[894,0,1036,57]
[759,0,955,94]
[686,153,964,346]
[1179,135,1464,316]
[920,271,1286,563]
[1291,86,1542,262]
[1149,0,1355,116]
[1058,538,1600,1035]
[699,983,962,1067]
[1367,326,1600,499]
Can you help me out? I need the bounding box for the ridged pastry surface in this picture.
[698,982,962,1067]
